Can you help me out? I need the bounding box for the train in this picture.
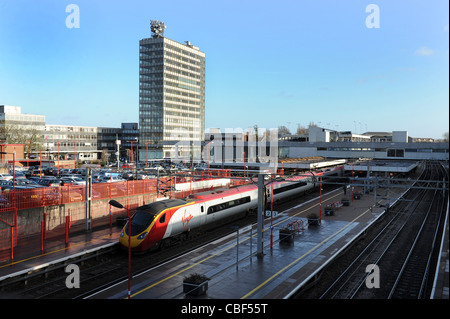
[119,166,343,252]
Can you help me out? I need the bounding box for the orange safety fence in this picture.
[0,180,159,211]
[0,170,248,263]
[0,170,234,211]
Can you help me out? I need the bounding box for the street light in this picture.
[73,140,78,169]
[109,199,132,299]
[57,141,62,177]
[130,137,138,168]
[146,142,151,167]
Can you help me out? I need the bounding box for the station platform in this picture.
[0,226,121,283]
[87,186,409,299]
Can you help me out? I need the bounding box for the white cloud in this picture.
[414,46,435,56]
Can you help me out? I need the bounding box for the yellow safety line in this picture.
[240,206,372,299]
[129,191,343,298]
[130,244,229,298]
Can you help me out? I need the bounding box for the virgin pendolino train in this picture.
[119,167,343,252]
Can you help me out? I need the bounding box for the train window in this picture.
[159,213,166,224]
[207,196,251,215]
[273,182,307,195]
[201,206,204,212]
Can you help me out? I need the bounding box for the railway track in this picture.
[297,161,448,299]
[385,184,446,299]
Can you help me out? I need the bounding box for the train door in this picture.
[199,204,206,226]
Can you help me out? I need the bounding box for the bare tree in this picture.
[278,125,291,136]
[443,132,449,142]
[0,122,44,158]
[296,123,308,135]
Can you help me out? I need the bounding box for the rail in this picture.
[318,161,447,299]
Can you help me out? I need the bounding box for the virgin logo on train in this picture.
[182,210,193,229]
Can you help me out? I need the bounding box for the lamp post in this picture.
[130,140,134,166]
[319,176,323,222]
[133,137,138,178]
[73,140,78,169]
[57,141,62,177]
[207,142,210,172]
[130,137,138,169]
[109,199,131,299]
[146,142,151,167]
[40,150,42,177]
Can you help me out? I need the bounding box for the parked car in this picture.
[28,176,42,183]
[68,190,83,202]
[13,178,45,188]
[194,163,208,171]
[31,169,44,177]
[0,181,15,191]
[98,175,126,183]
[0,173,13,181]
[60,177,86,186]
[38,178,61,187]
[42,188,62,205]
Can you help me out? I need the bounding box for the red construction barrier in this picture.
[0,172,249,262]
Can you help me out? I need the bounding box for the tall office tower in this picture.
[139,20,205,160]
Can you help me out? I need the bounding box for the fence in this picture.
[0,169,233,211]
[0,169,243,263]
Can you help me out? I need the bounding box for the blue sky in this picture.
[0,0,448,139]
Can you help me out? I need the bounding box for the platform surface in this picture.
[0,226,121,282]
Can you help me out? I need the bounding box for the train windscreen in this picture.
[127,211,155,236]
[125,199,187,235]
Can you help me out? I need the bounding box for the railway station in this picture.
[1,3,448,308]
[0,159,447,302]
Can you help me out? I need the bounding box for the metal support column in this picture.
[374,177,377,207]
[85,168,92,231]
[256,174,265,257]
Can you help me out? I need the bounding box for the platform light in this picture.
[109,199,124,209]
[108,199,131,299]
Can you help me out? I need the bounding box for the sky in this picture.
[0,0,448,139]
